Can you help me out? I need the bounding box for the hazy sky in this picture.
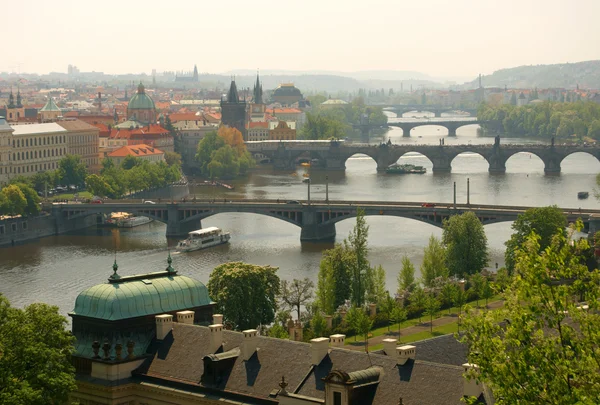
[3,0,600,79]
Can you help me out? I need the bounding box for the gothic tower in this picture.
[16,89,22,108]
[249,72,266,122]
[220,79,247,139]
[193,65,199,82]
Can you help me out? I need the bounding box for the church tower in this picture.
[16,89,22,108]
[193,65,199,82]
[7,89,15,109]
[249,72,266,122]
[220,79,247,139]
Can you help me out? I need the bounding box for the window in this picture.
[22,222,27,230]
[333,392,342,405]
[11,223,17,232]
[0,225,4,235]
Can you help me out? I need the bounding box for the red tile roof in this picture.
[248,121,269,129]
[268,108,302,114]
[169,113,202,122]
[108,144,163,158]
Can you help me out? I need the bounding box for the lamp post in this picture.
[325,175,329,203]
[467,178,470,205]
[453,182,456,209]
[307,177,311,205]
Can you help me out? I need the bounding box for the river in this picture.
[1,114,599,318]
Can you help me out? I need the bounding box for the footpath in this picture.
[345,300,504,352]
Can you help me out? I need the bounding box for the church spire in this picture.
[16,88,22,108]
[227,78,240,103]
[193,64,198,81]
[253,71,263,104]
[7,88,15,109]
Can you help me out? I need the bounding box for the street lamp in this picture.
[307,177,311,205]
[325,175,329,203]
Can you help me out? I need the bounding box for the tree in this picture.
[439,282,458,314]
[469,273,485,308]
[58,154,87,186]
[398,255,416,293]
[196,131,225,175]
[1,184,27,216]
[390,305,407,341]
[85,174,113,198]
[207,262,280,330]
[310,311,327,337]
[12,183,40,216]
[421,235,448,288]
[267,324,288,339]
[481,278,494,308]
[505,206,566,273]
[423,294,441,333]
[460,228,600,404]
[442,212,489,277]
[121,155,140,170]
[0,295,77,404]
[208,145,240,179]
[316,244,352,314]
[346,306,372,349]
[409,286,426,322]
[164,151,182,167]
[366,264,387,306]
[346,207,370,307]
[452,286,467,333]
[280,278,314,320]
[379,293,396,332]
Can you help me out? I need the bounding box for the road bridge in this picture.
[46,200,600,241]
[246,140,600,173]
[387,118,480,137]
[375,104,478,118]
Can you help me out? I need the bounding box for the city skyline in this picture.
[3,0,600,79]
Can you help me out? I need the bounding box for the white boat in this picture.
[176,227,231,252]
[113,212,153,228]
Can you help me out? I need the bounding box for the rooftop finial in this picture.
[279,376,288,394]
[166,251,175,274]
[109,259,121,280]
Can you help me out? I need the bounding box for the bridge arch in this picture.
[342,151,380,171]
[559,150,600,172]
[504,150,546,173]
[179,208,303,228]
[393,151,434,168]
[449,151,490,172]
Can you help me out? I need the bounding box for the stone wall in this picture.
[0,212,97,248]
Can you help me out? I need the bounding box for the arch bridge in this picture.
[46,200,600,241]
[378,104,478,118]
[246,141,600,173]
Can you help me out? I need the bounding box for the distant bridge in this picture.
[246,140,600,173]
[46,200,600,241]
[373,104,478,118]
[363,118,481,137]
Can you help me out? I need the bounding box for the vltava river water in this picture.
[1,115,599,318]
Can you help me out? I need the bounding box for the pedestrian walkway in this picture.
[345,300,504,351]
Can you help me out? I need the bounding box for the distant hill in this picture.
[462,60,600,90]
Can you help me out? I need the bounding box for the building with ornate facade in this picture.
[247,121,270,142]
[0,117,12,184]
[9,123,69,177]
[272,83,304,106]
[57,119,100,173]
[107,144,164,166]
[39,97,62,122]
[220,80,247,139]
[269,120,296,140]
[68,257,480,405]
[168,113,218,170]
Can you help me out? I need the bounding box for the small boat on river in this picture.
[578,191,589,199]
[386,164,427,174]
[176,227,230,252]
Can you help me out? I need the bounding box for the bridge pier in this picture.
[272,157,296,171]
[166,205,202,237]
[447,127,457,137]
[300,210,336,242]
[488,155,506,173]
[324,158,346,170]
[434,111,442,118]
[431,156,452,173]
[543,158,561,174]
[402,127,412,137]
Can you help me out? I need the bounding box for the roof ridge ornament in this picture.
[166,251,176,274]
[109,258,121,281]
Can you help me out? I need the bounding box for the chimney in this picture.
[209,324,224,352]
[177,310,194,325]
[330,334,345,348]
[213,314,224,325]
[462,363,482,398]
[310,337,329,365]
[155,314,173,340]
[242,329,258,360]
[396,345,416,365]
[382,338,398,358]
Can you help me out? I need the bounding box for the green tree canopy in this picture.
[505,206,567,273]
[164,151,182,167]
[420,235,448,288]
[461,228,600,404]
[1,184,27,216]
[398,255,416,293]
[58,154,87,186]
[12,183,40,216]
[0,295,76,404]
[346,207,370,306]
[207,262,280,330]
[316,244,352,314]
[442,212,489,277]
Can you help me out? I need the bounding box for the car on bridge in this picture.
[286,200,302,205]
[421,203,435,208]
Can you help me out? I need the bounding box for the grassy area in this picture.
[368,322,461,352]
[364,295,503,341]
[46,191,93,201]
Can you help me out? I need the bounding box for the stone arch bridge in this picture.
[46,200,600,241]
[246,141,600,173]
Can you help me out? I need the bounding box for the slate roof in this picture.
[412,333,469,366]
[136,323,466,405]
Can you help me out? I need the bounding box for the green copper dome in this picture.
[128,82,156,110]
[70,269,212,321]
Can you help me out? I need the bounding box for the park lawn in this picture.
[368,322,461,352]
[49,191,93,201]
[365,294,503,341]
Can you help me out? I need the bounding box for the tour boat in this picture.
[113,213,153,228]
[578,191,589,199]
[176,227,231,252]
[385,164,427,174]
